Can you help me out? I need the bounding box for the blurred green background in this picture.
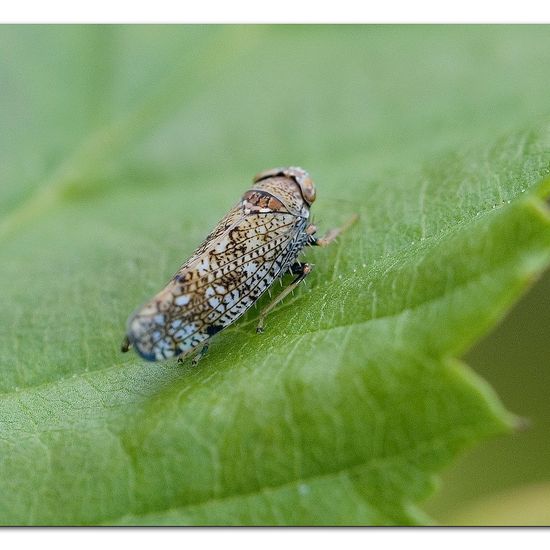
[1,25,549,524]
[425,269,550,525]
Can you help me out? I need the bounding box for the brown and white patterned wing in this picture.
[126,201,308,360]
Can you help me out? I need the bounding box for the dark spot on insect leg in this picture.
[121,335,131,353]
[177,354,185,364]
[287,262,303,275]
[256,263,313,333]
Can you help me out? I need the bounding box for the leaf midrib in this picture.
[1,205,545,406]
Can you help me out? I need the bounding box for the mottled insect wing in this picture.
[124,171,313,361]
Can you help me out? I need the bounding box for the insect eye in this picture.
[300,180,316,204]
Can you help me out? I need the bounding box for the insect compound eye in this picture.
[287,167,316,205]
[299,178,316,204]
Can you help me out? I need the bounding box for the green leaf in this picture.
[1,26,550,525]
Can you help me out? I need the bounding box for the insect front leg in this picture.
[308,213,359,247]
[256,262,313,334]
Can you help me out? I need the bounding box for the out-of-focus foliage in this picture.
[426,268,550,524]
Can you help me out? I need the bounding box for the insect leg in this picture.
[191,342,210,366]
[121,335,131,353]
[256,263,313,334]
[308,213,359,247]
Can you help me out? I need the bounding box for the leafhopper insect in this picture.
[122,167,357,363]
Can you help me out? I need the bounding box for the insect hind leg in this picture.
[256,263,313,334]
